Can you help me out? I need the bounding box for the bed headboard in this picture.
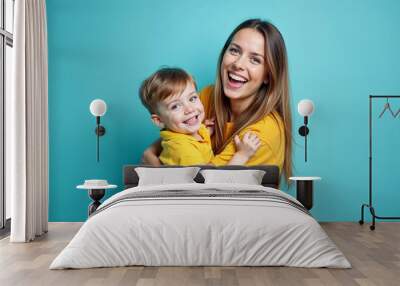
[123,165,280,189]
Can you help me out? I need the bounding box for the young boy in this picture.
[139,67,260,166]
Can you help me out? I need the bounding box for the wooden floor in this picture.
[0,222,399,286]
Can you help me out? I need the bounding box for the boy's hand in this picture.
[234,132,261,158]
[204,118,215,136]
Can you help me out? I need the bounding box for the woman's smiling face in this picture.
[221,28,267,106]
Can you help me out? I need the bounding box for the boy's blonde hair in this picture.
[139,67,197,114]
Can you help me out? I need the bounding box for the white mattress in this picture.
[50,183,350,269]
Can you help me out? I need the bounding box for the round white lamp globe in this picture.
[297,99,314,117]
[90,99,107,117]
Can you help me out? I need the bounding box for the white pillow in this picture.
[200,169,266,185]
[135,167,200,186]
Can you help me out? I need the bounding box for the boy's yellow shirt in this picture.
[199,85,285,172]
[159,124,214,166]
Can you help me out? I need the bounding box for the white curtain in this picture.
[8,0,48,242]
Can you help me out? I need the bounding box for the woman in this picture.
[143,19,292,180]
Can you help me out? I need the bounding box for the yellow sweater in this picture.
[199,85,285,171]
[159,124,214,166]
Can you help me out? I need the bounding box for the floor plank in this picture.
[0,222,399,286]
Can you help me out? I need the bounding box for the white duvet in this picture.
[50,183,351,269]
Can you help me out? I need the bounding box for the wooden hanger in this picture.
[378,98,396,118]
[393,108,400,118]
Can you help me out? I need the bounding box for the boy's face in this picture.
[152,82,205,135]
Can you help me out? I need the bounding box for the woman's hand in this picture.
[141,138,162,166]
[204,118,215,136]
[234,132,261,158]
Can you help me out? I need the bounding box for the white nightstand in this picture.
[77,180,117,216]
[289,177,321,210]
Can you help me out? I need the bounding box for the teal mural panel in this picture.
[47,0,400,221]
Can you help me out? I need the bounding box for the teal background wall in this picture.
[47,0,400,222]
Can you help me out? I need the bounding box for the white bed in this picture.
[50,182,351,269]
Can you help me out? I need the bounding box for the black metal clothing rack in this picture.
[359,95,400,230]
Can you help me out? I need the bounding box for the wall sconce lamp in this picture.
[297,99,314,162]
[89,99,107,162]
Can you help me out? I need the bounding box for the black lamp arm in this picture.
[298,116,310,162]
[94,116,106,162]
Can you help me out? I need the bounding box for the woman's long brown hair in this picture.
[212,19,292,181]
